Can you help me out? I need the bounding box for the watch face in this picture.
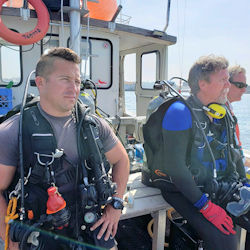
[113,200,123,209]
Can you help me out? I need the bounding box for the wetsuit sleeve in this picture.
[162,101,203,204]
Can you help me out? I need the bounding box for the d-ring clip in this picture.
[34,149,64,166]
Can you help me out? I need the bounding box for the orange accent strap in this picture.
[5,197,19,250]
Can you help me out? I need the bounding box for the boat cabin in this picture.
[0,2,248,250]
[0,0,176,144]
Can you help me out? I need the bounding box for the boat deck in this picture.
[122,172,247,250]
[121,172,171,249]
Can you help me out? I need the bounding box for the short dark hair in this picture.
[188,55,228,94]
[35,47,81,77]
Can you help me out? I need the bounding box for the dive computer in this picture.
[111,197,124,210]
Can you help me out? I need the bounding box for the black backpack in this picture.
[142,96,179,183]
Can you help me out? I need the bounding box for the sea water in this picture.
[125,91,250,151]
[231,94,250,150]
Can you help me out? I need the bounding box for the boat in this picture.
[0,0,178,249]
[0,1,248,250]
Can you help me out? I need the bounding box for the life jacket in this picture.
[8,101,112,228]
[143,95,243,187]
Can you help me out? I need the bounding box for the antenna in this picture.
[152,0,171,37]
[163,0,171,32]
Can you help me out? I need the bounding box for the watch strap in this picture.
[112,197,124,203]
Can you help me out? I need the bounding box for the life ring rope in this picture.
[0,0,50,45]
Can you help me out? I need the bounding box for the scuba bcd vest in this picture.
[186,96,242,183]
[142,94,244,188]
[5,98,115,233]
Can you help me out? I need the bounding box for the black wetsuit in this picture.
[150,100,241,250]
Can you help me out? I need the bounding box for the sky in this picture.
[2,0,250,83]
[120,0,250,82]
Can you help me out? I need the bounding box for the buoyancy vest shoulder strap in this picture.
[186,96,211,147]
[22,105,57,176]
[76,104,115,205]
[76,101,107,161]
[78,111,111,176]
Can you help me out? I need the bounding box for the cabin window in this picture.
[80,38,91,81]
[124,53,136,115]
[68,37,112,89]
[0,45,21,86]
[89,38,112,89]
[141,51,159,89]
[42,36,59,55]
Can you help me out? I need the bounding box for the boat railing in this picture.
[116,13,132,25]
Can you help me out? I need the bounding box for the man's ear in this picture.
[198,79,208,91]
[35,76,45,89]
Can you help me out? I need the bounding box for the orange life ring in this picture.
[87,0,117,21]
[0,0,50,45]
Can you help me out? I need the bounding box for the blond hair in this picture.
[228,65,246,81]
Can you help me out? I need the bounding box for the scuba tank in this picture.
[146,91,169,122]
[79,79,98,115]
[142,78,219,188]
[79,92,95,114]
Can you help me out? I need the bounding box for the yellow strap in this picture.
[91,89,96,98]
[95,109,103,118]
[5,197,19,250]
[90,89,102,117]
[84,89,102,117]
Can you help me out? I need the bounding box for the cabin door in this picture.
[135,44,168,116]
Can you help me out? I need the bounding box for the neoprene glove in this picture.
[200,200,236,235]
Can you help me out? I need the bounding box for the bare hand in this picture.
[8,240,19,250]
[90,205,122,241]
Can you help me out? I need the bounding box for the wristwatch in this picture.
[111,197,124,210]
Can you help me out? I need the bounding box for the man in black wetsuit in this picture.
[143,55,249,250]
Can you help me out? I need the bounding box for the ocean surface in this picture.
[125,91,250,151]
